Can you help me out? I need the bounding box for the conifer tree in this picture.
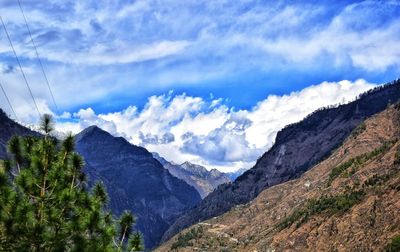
[0,114,143,251]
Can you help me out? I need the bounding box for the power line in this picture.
[0,15,41,118]
[0,81,19,121]
[17,0,59,114]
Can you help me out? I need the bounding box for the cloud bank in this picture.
[0,0,395,171]
[57,79,375,172]
[0,0,398,122]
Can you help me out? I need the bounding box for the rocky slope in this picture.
[162,79,400,242]
[153,153,231,198]
[72,126,201,249]
[0,110,40,158]
[157,103,400,251]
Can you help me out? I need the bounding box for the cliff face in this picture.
[153,153,231,198]
[162,80,400,242]
[157,102,400,251]
[75,126,201,248]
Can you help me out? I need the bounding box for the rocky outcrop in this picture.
[75,126,201,249]
[153,153,231,198]
[157,101,400,252]
[161,79,400,242]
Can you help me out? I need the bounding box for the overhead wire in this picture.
[0,81,19,121]
[17,0,59,114]
[0,15,41,119]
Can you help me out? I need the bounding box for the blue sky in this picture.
[0,0,399,171]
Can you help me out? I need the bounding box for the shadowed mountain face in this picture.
[161,80,400,242]
[0,110,40,159]
[73,126,201,249]
[153,153,231,198]
[0,113,201,249]
[157,102,400,252]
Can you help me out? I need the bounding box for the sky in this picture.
[0,0,399,172]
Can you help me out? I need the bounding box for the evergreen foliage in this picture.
[279,140,399,231]
[385,235,400,252]
[0,115,143,251]
[278,190,365,230]
[327,141,396,185]
[171,226,204,250]
[395,147,400,165]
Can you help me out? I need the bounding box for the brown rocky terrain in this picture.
[157,104,400,251]
[162,80,400,243]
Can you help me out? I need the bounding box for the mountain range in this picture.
[1,79,399,251]
[74,126,201,248]
[156,97,400,251]
[153,153,233,198]
[161,79,400,243]
[0,113,201,249]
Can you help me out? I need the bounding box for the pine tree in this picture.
[0,114,143,251]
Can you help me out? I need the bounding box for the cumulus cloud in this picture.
[244,79,376,149]
[55,79,375,172]
[140,132,175,145]
[73,108,117,134]
[181,115,261,163]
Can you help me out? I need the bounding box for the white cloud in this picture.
[55,79,375,172]
[73,108,117,134]
[57,111,71,119]
[245,79,375,149]
[41,40,191,65]
[0,0,398,118]
[0,71,54,123]
[0,0,396,172]
[218,1,400,72]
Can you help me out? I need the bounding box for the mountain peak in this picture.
[153,154,231,198]
[209,168,223,177]
[75,126,201,248]
[76,125,153,161]
[180,161,208,175]
[181,161,193,166]
[78,125,106,136]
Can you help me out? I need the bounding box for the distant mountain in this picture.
[152,153,231,198]
[0,110,40,158]
[157,99,400,251]
[72,126,201,249]
[161,79,400,242]
[225,168,247,181]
